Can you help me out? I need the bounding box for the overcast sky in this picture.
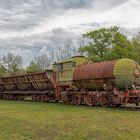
[0,0,140,65]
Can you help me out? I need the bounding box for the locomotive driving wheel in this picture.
[99,94,108,107]
[85,93,95,106]
[73,94,81,105]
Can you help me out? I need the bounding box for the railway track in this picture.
[1,98,140,111]
[107,105,140,111]
[119,106,140,111]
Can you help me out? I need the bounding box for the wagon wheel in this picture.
[35,96,38,102]
[40,95,46,102]
[32,96,37,101]
[44,95,49,102]
[85,94,95,106]
[9,95,14,100]
[36,96,41,102]
[3,94,7,100]
[73,94,81,105]
[32,96,35,101]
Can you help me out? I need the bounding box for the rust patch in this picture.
[73,60,117,81]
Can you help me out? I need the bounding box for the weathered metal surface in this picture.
[26,72,54,90]
[73,60,116,90]
[113,58,140,89]
[73,58,140,90]
[0,77,4,91]
[0,72,54,92]
[74,60,116,80]
[0,56,140,107]
[53,56,87,84]
[1,76,17,90]
[14,75,31,90]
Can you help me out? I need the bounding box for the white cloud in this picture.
[95,0,140,28]
[0,0,139,65]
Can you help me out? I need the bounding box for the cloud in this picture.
[0,0,130,37]
[95,0,140,28]
[0,27,78,65]
[0,0,139,65]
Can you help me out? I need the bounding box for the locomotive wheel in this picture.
[41,95,46,102]
[85,94,95,106]
[99,95,108,107]
[73,94,81,105]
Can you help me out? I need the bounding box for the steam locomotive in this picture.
[0,56,140,107]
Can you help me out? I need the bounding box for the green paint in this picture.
[113,58,140,89]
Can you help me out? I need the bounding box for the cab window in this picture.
[59,64,63,70]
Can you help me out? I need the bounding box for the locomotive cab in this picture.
[53,56,87,90]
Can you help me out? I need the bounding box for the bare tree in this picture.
[2,53,23,75]
[49,48,56,62]
[77,36,87,56]
[77,36,86,48]
[64,37,78,58]
[52,47,63,61]
[64,37,73,58]
[49,46,66,62]
[48,37,81,63]
[32,54,51,71]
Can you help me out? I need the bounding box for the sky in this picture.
[0,0,140,66]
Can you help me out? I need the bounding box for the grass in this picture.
[0,100,140,140]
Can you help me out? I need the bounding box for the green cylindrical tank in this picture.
[73,58,140,90]
[113,58,140,89]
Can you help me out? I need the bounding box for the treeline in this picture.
[0,54,52,76]
[79,26,140,63]
[0,26,140,76]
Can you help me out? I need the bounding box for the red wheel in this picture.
[36,96,40,102]
[99,95,108,107]
[85,94,95,106]
[73,94,81,105]
[45,96,49,102]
